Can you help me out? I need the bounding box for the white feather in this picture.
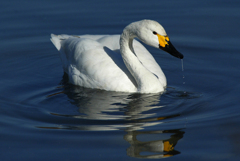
[51,20,169,93]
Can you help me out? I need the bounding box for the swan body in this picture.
[51,20,183,93]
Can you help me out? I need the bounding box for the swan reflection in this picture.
[42,82,185,158]
[124,129,184,159]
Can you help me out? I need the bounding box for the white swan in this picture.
[50,20,183,93]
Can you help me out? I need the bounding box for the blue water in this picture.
[1,0,240,160]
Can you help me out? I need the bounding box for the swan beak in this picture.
[157,35,184,59]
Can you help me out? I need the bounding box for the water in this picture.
[181,59,186,86]
[1,0,240,160]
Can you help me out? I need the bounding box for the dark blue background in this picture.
[1,0,240,160]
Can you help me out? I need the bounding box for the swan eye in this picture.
[153,31,157,35]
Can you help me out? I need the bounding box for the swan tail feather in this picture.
[50,34,62,51]
[50,34,80,51]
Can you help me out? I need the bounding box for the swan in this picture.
[50,20,183,93]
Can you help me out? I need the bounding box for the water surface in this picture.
[1,0,240,160]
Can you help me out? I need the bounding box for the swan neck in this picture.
[120,28,135,54]
[120,27,163,93]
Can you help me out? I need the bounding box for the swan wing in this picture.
[94,34,165,84]
[132,41,166,86]
[97,34,166,86]
[51,34,137,92]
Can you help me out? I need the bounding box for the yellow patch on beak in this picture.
[163,141,174,152]
[157,34,169,48]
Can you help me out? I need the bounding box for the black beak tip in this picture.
[171,52,184,59]
[178,52,184,59]
[159,42,184,59]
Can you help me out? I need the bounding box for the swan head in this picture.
[126,20,183,59]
